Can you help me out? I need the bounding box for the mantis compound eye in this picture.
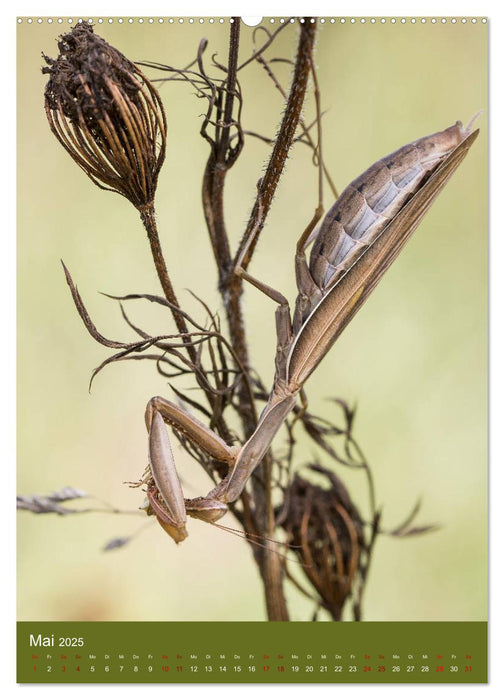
[185,497,228,524]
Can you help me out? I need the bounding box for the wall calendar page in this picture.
[16,11,487,686]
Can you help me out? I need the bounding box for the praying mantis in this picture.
[144,117,479,544]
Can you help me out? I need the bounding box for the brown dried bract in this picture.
[43,24,166,209]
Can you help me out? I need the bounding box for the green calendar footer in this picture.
[17,621,487,683]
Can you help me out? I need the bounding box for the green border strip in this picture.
[17,621,487,683]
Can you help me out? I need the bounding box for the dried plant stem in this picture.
[257,52,339,201]
[261,470,290,620]
[244,19,316,622]
[218,20,241,165]
[233,19,317,274]
[202,19,248,380]
[139,204,197,363]
[201,19,318,620]
[223,17,318,456]
[224,19,316,621]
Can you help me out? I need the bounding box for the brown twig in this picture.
[138,204,195,351]
[233,19,317,275]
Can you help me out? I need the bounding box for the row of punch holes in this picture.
[18,17,487,25]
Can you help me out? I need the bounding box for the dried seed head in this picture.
[279,468,365,619]
[43,24,166,209]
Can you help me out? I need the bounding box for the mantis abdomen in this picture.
[294,120,477,331]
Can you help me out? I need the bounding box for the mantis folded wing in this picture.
[145,119,479,543]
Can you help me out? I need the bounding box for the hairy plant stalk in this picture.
[139,204,197,362]
[233,19,317,273]
[238,19,317,621]
[200,18,317,621]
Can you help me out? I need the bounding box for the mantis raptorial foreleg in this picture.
[144,218,305,538]
[145,397,237,467]
[144,397,236,542]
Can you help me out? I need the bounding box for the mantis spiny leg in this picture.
[145,397,238,542]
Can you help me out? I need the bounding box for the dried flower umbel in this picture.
[43,24,191,340]
[43,23,166,210]
[279,466,366,620]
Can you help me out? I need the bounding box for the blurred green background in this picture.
[17,17,487,622]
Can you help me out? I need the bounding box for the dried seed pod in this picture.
[43,24,166,209]
[279,467,365,620]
